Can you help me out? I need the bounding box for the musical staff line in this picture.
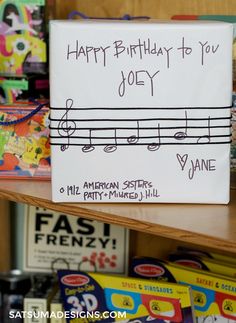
[50,134,231,140]
[50,125,231,131]
[50,116,231,122]
[50,106,232,111]
[50,141,232,147]
[50,99,231,152]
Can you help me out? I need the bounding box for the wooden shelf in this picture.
[0,179,236,253]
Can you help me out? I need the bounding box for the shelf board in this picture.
[0,179,236,253]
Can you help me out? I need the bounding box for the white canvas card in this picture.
[50,20,232,203]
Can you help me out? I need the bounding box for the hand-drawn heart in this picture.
[176,153,188,170]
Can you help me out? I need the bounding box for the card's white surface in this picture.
[50,20,232,203]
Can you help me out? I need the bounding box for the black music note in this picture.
[174,111,188,140]
[147,123,161,151]
[58,99,76,151]
[127,121,140,144]
[82,129,95,153]
[104,129,117,153]
[197,116,211,143]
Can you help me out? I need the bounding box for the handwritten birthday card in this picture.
[50,20,232,203]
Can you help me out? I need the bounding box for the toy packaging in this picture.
[176,246,236,265]
[168,252,236,279]
[22,205,129,274]
[50,20,232,204]
[57,270,195,323]
[0,103,50,179]
[0,0,47,75]
[0,75,49,104]
[130,257,236,322]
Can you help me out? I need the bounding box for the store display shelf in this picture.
[0,179,236,253]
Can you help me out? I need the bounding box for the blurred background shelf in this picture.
[0,179,236,254]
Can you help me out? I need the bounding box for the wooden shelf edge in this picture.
[0,185,235,254]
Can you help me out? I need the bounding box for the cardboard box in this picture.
[58,270,195,322]
[130,257,236,322]
[169,252,236,279]
[177,246,236,265]
[50,20,232,203]
[0,103,50,179]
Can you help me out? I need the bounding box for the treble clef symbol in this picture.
[58,98,76,151]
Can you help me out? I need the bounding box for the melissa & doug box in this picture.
[131,257,236,322]
[57,270,195,323]
[176,246,236,265]
[50,20,232,203]
[0,0,47,75]
[168,252,236,279]
[0,103,50,179]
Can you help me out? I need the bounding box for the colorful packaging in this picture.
[0,103,50,179]
[177,246,236,265]
[0,75,49,104]
[58,270,195,322]
[130,257,236,322]
[0,0,47,75]
[169,252,236,279]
